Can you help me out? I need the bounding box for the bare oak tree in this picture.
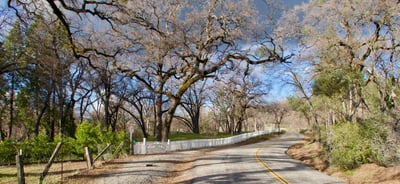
[178,80,209,134]
[8,0,291,141]
[211,64,270,134]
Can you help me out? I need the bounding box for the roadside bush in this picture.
[54,135,79,161]
[0,134,57,164]
[0,123,128,164]
[331,122,378,170]
[74,121,100,156]
[29,133,56,163]
[0,139,17,164]
[360,116,399,166]
[74,121,128,158]
[97,129,128,159]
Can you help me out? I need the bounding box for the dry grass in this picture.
[0,161,87,184]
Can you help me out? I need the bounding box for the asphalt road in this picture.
[188,133,345,184]
[79,133,345,184]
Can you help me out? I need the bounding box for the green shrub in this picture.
[331,122,377,170]
[359,116,397,166]
[29,133,56,163]
[112,130,128,157]
[0,122,128,164]
[74,121,128,158]
[19,139,32,162]
[74,121,99,156]
[54,135,80,161]
[0,139,17,164]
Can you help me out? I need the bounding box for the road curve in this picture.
[188,133,345,184]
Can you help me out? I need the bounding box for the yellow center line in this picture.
[254,144,290,184]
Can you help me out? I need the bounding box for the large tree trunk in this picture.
[34,92,51,137]
[66,100,76,137]
[161,119,170,142]
[236,119,243,134]
[0,129,4,141]
[159,99,180,142]
[235,107,247,133]
[192,110,200,134]
[8,73,15,138]
[104,86,111,129]
[155,93,163,141]
[50,90,57,141]
[140,122,148,139]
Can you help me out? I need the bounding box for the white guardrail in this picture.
[133,129,279,155]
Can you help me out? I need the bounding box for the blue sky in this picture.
[256,0,307,102]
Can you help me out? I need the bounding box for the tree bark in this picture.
[192,110,200,134]
[8,73,15,138]
[34,92,51,137]
[160,99,180,142]
[155,93,163,141]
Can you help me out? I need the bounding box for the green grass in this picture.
[343,169,354,176]
[169,132,234,141]
[145,132,234,141]
[237,131,283,145]
[144,131,283,142]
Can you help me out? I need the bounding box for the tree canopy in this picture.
[1,0,290,142]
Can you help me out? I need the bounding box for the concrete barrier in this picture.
[133,129,278,155]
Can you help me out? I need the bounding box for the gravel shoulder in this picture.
[65,150,206,184]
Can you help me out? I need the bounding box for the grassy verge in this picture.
[147,131,283,142]
[145,132,238,141]
[236,131,284,145]
[169,132,235,141]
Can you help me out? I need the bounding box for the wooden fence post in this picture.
[111,142,124,159]
[93,143,111,162]
[39,142,62,184]
[167,139,170,152]
[143,138,147,154]
[130,141,135,155]
[16,150,25,184]
[84,147,93,170]
[130,127,134,155]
